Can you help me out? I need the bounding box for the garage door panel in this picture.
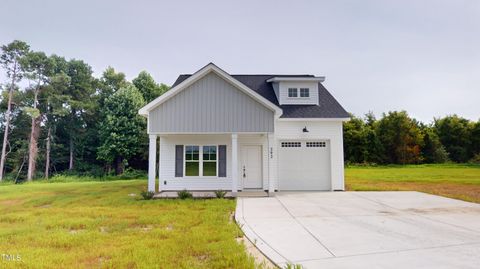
[278,140,331,191]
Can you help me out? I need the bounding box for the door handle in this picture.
[243,166,246,178]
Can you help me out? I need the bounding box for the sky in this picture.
[1,0,479,123]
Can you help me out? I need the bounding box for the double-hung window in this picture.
[185,145,217,177]
[185,146,200,176]
[300,88,310,97]
[288,88,298,97]
[202,146,217,176]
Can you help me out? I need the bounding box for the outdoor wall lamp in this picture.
[303,126,309,133]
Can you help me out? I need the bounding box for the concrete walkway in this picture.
[235,191,480,268]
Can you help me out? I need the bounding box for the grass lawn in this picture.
[346,164,480,203]
[0,180,256,269]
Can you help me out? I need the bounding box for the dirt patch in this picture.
[237,237,276,269]
[347,182,480,204]
[0,199,23,206]
[69,229,85,234]
[82,255,111,268]
[127,224,155,233]
[229,211,235,223]
[141,225,153,232]
[195,254,209,262]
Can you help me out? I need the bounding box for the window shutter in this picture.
[218,145,227,177]
[175,145,183,177]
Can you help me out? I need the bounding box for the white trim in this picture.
[139,63,283,117]
[267,133,275,194]
[158,136,162,192]
[277,118,350,122]
[148,135,157,192]
[266,76,325,83]
[147,131,271,135]
[231,134,238,194]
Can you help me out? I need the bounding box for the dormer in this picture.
[267,76,325,105]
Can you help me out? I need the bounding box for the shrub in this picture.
[469,153,480,164]
[177,189,193,199]
[140,190,155,200]
[214,190,227,198]
[117,168,147,179]
[284,263,303,269]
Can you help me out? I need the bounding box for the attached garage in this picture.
[278,140,331,190]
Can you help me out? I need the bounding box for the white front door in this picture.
[241,145,263,189]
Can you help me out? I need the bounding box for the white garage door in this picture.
[278,141,331,190]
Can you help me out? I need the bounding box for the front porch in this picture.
[147,133,276,196]
[153,190,269,199]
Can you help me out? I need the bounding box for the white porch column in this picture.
[148,134,157,192]
[267,133,276,195]
[158,136,162,192]
[231,134,238,196]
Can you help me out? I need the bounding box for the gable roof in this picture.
[171,74,350,119]
[138,63,282,116]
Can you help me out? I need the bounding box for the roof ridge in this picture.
[232,74,315,77]
[177,74,315,77]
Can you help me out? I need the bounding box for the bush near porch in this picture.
[0,180,256,268]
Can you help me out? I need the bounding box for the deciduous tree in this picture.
[434,115,473,162]
[63,59,95,170]
[132,71,168,103]
[97,85,145,174]
[376,111,424,164]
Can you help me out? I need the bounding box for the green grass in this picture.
[346,163,480,203]
[0,180,255,268]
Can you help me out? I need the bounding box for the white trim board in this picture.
[277,118,350,122]
[148,132,272,135]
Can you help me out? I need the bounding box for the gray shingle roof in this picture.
[171,74,349,118]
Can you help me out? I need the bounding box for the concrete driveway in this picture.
[235,191,480,268]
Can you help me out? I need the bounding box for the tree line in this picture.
[1,40,479,182]
[0,40,168,182]
[344,111,480,165]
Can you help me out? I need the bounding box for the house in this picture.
[138,63,349,195]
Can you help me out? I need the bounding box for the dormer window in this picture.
[300,88,310,97]
[288,88,298,97]
[267,76,323,105]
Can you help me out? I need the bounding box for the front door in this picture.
[241,145,263,189]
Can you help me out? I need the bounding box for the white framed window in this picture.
[185,145,200,176]
[300,88,310,97]
[202,146,217,176]
[184,145,218,177]
[288,88,298,97]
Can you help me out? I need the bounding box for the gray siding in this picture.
[149,72,274,133]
